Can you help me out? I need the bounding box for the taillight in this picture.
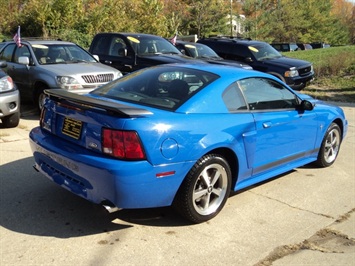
[40,108,45,127]
[102,129,146,160]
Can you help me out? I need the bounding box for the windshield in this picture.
[184,43,220,59]
[127,35,181,56]
[248,44,282,60]
[32,44,97,65]
[91,66,219,110]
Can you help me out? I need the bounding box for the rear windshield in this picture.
[91,66,219,110]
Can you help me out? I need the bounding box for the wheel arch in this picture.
[267,71,285,83]
[206,147,239,190]
[32,80,50,102]
[332,118,345,141]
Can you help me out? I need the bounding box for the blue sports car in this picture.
[30,64,348,223]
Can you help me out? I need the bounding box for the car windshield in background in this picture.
[91,66,219,110]
[249,44,282,60]
[126,35,181,56]
[185,43,219,59]
[32,44,97,65]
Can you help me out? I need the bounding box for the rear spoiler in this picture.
[44,89,153,117]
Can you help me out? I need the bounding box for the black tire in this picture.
[315,123,342,167]
[34,85,48,112]
[1,112,20,128]
[173,154,232,223]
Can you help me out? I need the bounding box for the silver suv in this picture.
[0,39,122,109]
[0,61,20,127]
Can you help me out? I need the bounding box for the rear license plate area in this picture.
[62,117,82,140]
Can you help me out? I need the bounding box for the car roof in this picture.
[95,32,166,39]
[158,62,271,80]
[176,41,206,47]
[4,39,75,45]
[199,37,266,46]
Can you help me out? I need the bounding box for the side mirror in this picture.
[118,48,127,57]
[93,54,100,61]
[18,56,30,65]
[300,100,314,111]
[0,60,7,68]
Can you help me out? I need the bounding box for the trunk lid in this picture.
[41,89,152,154]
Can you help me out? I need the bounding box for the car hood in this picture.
[40,62,119,75]
[204,58,252,69]
[261,56,312,69]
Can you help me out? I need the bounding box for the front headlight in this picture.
[0,76,15,92]
[284,68,299,78]
[56,76,83,90]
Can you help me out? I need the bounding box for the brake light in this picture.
[40,108,45,127]
[102,129,146,160]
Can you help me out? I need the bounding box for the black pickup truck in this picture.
[89,33,203,74]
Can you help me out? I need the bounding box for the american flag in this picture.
[13,26,22,48]
[169,34,177,45]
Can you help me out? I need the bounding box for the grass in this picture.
[283,46,355,103]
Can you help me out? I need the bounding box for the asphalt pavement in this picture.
[0,102,354,266]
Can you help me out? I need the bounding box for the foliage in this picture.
[283,46,355,77]
[285,46,355,102]
[0,0,354,47]
[241,0,354,45]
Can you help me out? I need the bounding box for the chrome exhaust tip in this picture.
[101,200,121,213]
[32,164,39,172]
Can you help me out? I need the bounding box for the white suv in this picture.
[0,39,122,110]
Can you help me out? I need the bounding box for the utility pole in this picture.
[230,0,233,36]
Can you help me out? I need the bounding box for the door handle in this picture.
[104,60,112,64]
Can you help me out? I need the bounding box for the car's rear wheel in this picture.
[173,154,231,223]
[315,123,341,167]
[1,112,20,128]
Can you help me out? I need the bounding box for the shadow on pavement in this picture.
[0,157,191,239]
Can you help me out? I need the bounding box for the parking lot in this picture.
[1,102,354,266]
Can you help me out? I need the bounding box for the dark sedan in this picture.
[175,41,252,70]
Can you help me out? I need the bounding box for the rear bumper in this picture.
[29,127,190,209]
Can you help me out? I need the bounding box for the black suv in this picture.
[89,33,204,75]
[198,37,314,90]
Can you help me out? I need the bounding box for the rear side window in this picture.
[90,35,110,55]
[222,83,247,111]
[0,44,15,61]
[231,45,250,60]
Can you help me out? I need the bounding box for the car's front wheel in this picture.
[173,154,231,223]
[315,123,342,167]
[34,84,49,112]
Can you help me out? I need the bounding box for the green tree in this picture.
[162,0,190,36]
[187,0,229,37]
[1,0,353,46]
[242,0,352,44]
[127,0,168,36]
